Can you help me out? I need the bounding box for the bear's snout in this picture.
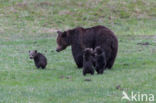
[56,45,66,52]
[29,57,33,59]
[56,48,60,52]
[56,47,61,52]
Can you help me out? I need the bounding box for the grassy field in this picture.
[0,0,156,103]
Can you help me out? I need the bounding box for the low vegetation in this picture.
[0,0,155,102]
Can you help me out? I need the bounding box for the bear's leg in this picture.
[77,55,83,68]
[95,66,104,74]
[35,63,40,69]
[98,69,104,74]
[95,65,101,74]
[91,69,94,75]
[36,65,40,69]
[72,47,83,68]
[83,69,86,76]
[107,58,115,69]
[95,67,99,74]
[92,59,96,67]
[41,65,45,69]
[35,62,40,68]
[107,48,117,69]
[72,55,83,68]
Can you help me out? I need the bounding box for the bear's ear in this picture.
[57,31,62,35]
[69,29,76,34]
[28,50,30,53]
[34,50,37,53]
[61,32,67,38]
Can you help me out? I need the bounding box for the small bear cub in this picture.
[83,48,94,76]
[29,50,47,69]
[94,46,107,74]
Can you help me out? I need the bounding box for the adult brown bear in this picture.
[56,25,118,69]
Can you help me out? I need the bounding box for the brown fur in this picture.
[94,46,107,74]
[56,25,118,69]
[29,50,47,69]
[83,48,94,76]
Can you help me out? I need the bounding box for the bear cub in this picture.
[94,46,107,74]
[83,48,94,76]
[29,50,47,69]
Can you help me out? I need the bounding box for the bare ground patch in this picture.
[37,1,53,7]
[40,28,58,34]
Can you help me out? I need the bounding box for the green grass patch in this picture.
[0,0,156,103]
